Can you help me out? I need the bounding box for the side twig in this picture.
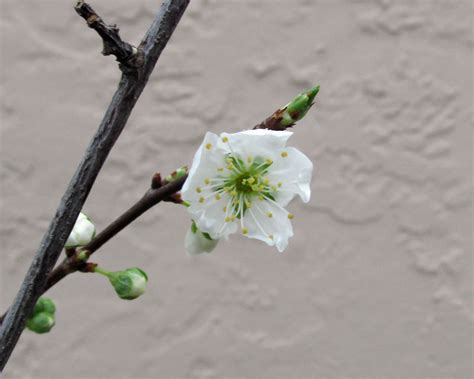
[75,1,140,70]
[0,0,189,371]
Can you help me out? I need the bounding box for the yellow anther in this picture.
[230,215,236,221]
[227,165,234,170]
[247,177,255,185]
[230,190,237,197]
[223,206,227,212]
[225,217,231,222]
[269,235,274,240]
[287,213,294,219]
[258,195,264,201]
[277,182,282,188]
[222,136,229,143]
[217,167,224,172]
[271,185,277,192]
[245,200,252,208]
[215,193,221,200]
[266,212,273,218]
[204,178,210,185]
[199,196,205,203]
[281,151,288,158]
[242,227,249,235]
[266,158,273,165]
[205,143,212,150]
[195,186,202,193]
[263,178,270,185]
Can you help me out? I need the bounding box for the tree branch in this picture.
[0,0,190,371]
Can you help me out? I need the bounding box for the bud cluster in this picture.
[26,297,56,334]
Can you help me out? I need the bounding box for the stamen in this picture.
[266,212,273,218]
[287,213,294,219]
[222,136,229,143]
[204,178,210,185]
[242,227,249,235]
[205,143,212,150]
[215,193,221,200]
[281,151,288,158]
[195,186,202,193]
[199,196,205,203]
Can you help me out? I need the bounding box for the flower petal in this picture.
[267,147,313,206]
[218,129,293,162]
[188,192,237,239]
[243,199,294,252]
[182,132,226,203]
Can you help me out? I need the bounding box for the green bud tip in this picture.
[282,85,320,126]
[106,268,148,300]
[165,166,189,182]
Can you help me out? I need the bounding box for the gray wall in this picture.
[0,0,472,378]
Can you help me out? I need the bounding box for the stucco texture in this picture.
[0,0,472,378]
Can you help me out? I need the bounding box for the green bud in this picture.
[281,85,320,126]
[26,312,55,334]
[165,166,188,182]
[33,297,56,316]
[107,268,148,300]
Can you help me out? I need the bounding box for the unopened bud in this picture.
[26,312,55,334]
[185,221,219,256]
[281,85,320,127]
[65,212,96,248]
[33,297,56,316]
[97,267,148,300]
[165,166,188,182]
[26,297,56,334]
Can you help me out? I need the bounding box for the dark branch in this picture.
[74,1,140,70]
[0,0,190,371]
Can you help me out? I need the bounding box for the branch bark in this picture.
[0,0,189,371]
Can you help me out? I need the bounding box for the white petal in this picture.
[267,147,313,206]
[218,130,293,163]
[185,228,219,256]
[182,132,226,203]
[188,193,237,239]
[242,199,294,252]
[65,212,96,248]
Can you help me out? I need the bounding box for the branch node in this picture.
[75,1,140,71]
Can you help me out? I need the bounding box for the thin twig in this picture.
[0,0,189,371]
[45,174,188,291]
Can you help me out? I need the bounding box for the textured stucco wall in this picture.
[0,0,472,378]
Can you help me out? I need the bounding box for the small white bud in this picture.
[65,212,96,248]
[185,225,219,256]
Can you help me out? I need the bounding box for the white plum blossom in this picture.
[65,212,96,248]
[185,224,219,256]
[182,129,313,252]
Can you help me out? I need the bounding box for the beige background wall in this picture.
[0,0,472,378]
